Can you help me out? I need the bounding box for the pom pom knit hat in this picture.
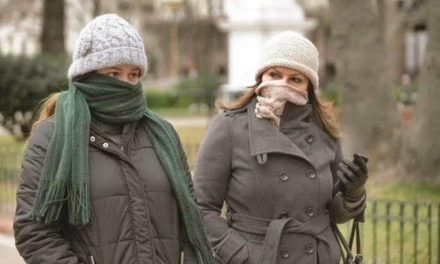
[68,14,148,80]
[255,31,319,90]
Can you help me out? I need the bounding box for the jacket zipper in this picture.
[69,226,96,264]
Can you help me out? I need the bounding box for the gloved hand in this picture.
[336,154,369,200]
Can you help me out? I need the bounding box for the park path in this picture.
[163,115,212,127]
[0,234,24,264]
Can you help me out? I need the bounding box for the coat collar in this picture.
[89,117,140,159]
[247,96,313,165]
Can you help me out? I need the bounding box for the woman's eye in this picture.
[107,72,117,77]
[290,77,302,83]
[129,73,139,79]
[269,72,279,78]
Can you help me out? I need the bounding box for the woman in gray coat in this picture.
[193,31,368,264]
[13,14,213,264]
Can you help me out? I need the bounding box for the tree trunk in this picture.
[399,0,440,183]
[93,0,101,17]
[384,0,406,84]
[329,0,402,171]
[41,0,65,56]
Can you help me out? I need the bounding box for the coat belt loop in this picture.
[257,153,268,164]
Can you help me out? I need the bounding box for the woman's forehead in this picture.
[270,67,304,75]
[101,65,140,71]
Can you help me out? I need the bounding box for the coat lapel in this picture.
[247,97,312,164]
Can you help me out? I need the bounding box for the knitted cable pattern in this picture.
[68,14,148,80]
[255,31,320,90]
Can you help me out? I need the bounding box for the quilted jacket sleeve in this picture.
[13,119,83,264]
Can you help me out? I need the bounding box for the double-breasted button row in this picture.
[279,211,289,219]
[306,169,316,179]
[281,245,314,259]
[306,207,315,217]
[281,248,290,259]
[305,244,315,254]
[279,171,289,181]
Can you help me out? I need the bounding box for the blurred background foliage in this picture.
[0,55,68,137]
[0,0,440,263]
[146,70,220,110]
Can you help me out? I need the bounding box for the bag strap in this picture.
[331,216,364,264]
[331,153,368,264]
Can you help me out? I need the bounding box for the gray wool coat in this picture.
[193,97,365,264]
[14,117,196,264]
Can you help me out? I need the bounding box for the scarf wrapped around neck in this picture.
[30,73,213,264]
[255,79,309,127]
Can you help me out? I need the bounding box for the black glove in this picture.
[336,154,369,200]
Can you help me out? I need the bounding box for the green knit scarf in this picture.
[30,73,213,264]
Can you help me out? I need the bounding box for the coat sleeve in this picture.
[13,119,83,264]
[193,114,248,264]
[330,140,366,224]
[171,126,199,264]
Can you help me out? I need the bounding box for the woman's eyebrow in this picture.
[272,68,282,74]
[289,73,303,77]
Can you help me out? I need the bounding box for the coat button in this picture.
[281,248,290,259]
[90,136,96,142]
[306,135,313,144]
[279,211,289,219]
[305,244,315,254]
[306,170,316,179]
[306,207,315,217]
[306,113,313,122]
[103,142,109,148]
[279,172,289,181]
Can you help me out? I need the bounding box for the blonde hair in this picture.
[25,92,60,145]
[216,78,340,139]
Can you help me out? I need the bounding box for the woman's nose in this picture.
[118,75,130,84]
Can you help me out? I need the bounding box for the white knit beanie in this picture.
[68,14,148,80]
[255,31,319,90]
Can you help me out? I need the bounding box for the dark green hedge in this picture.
[0,55,69,116]
[145,71,220,109]
[0,54,68,138]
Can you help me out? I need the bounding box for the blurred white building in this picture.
[216,0,317,93]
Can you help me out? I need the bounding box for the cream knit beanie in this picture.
[68,14,148,80]
[255,31,319,90]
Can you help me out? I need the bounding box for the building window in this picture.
[405,23,427,74]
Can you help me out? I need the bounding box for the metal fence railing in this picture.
[0,146,439,264]
[0,146,22,216]
[338,200,440,264]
